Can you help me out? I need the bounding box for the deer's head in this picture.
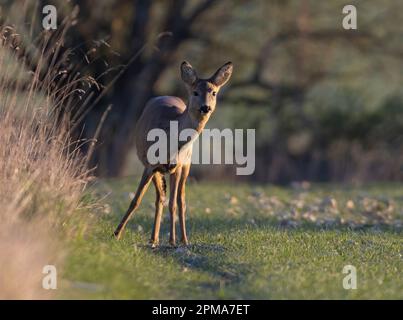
[181,61,233,122]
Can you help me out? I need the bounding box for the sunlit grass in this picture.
[61,179,402,299]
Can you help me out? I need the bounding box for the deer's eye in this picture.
[193,91,199,96]
[212,91,217,97]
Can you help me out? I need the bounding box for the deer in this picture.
[113,61,233,247]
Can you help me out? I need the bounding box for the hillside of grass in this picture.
[61,179,402,299]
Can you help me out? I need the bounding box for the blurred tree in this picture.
[65,0,220,175]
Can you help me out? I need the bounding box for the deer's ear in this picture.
[181,61,198,86]
[210,62,233,87]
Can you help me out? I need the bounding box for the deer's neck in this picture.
[180,109,209,134]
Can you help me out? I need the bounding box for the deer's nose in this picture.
[199,105,211,114]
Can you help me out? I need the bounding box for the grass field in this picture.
[61,178,402,299]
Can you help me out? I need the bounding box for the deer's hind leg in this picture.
[150,172,166,248]
[113,168,154,240]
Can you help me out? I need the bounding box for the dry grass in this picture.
[0,15,90,298]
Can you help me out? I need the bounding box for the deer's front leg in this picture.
[150,173,166,248]
[169,166,182,246]
[178,164,190,245]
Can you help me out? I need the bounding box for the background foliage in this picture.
[2,0,403,183]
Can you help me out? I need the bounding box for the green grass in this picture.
[60,178,402,299]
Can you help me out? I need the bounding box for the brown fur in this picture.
[113,61,233,246]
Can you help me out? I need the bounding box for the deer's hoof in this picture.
[112,231,121,240]
[149,240,159,249]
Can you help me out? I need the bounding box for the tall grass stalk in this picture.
[0,8,92,299]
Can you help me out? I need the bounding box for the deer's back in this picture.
[135,96,187,168]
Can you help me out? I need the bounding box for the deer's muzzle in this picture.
[199,105,211,114]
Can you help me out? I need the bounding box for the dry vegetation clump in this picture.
[0,20,90,299]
